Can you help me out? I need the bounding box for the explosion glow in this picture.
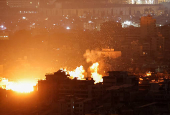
[0,78,36,93]
[61,62,103,84]
[90,62,103,84]
[146,71,151,76]
[69,65,85,80]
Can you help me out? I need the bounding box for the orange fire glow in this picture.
[0,62,103,92]
[0,78,36,93]
[90,62,103,84]
[139,78,143,81]
[146,71,151,76]
[68,65,85,80]
[61,62,103,84]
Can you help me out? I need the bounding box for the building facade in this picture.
[6,0,39,8]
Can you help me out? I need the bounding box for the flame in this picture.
[139,78,143,81]
[68,65,85,80]
[146,71,151,76]
[90,62,103,84]
[61,62,103,84]
[0,78,36,93]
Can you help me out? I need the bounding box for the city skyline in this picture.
[0,1,170,115]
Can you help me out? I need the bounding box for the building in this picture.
[38,70,95,103]
[128,0,170,4]
[38,3,161,17]
[0,31,9,40]
[140,15,164,57]
[39,0,56,8]
[157,0,170,4]
[84,21,101,31]
[6,0,39,8]
[55,95,95,115]
[140,15,157,39]
[101,49,121,59]
[0,0,9,16]
[103,71,137,87]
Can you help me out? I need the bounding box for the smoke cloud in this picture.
[83,49,101,63]
[83,49,121,74]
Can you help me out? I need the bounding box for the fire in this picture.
[0,78,36,93]
[139,78,143,81]
[61,62,103,84]
[90,62,103,84]
[68,65,85,80]
[146,71,151,76]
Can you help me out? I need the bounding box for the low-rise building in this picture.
[38,70,94,103]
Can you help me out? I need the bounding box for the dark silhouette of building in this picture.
[38,70,94,103]
[103,71,137,87]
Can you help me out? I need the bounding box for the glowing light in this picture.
[0,25,4,28]
[69,66,85,80]
[90,62,103,84]
[88,21,93,23]
[22,17,26,19]
[122,21,139,28]
[61,62,103,84]
[6,82,35,93]
[66,27,70,30]
[139,78,143,80]
[61,66,85,80]
[131,0,154,4]
[0,78,36,93]
[45,18,48,20]
[146,71,151,76]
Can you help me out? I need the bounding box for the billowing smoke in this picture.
[83,49,121,63]
[59,49,121,83]
[83,49,121,75]
[83,49,102,63]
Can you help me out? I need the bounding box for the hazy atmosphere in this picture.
[0,0,170,115]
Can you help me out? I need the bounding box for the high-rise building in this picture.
[6,0,39,8]
[129,0,155,4]
[140,15,156,39]
[157,0,170,3]
[140,15,164,57]
[39,0,56,8]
